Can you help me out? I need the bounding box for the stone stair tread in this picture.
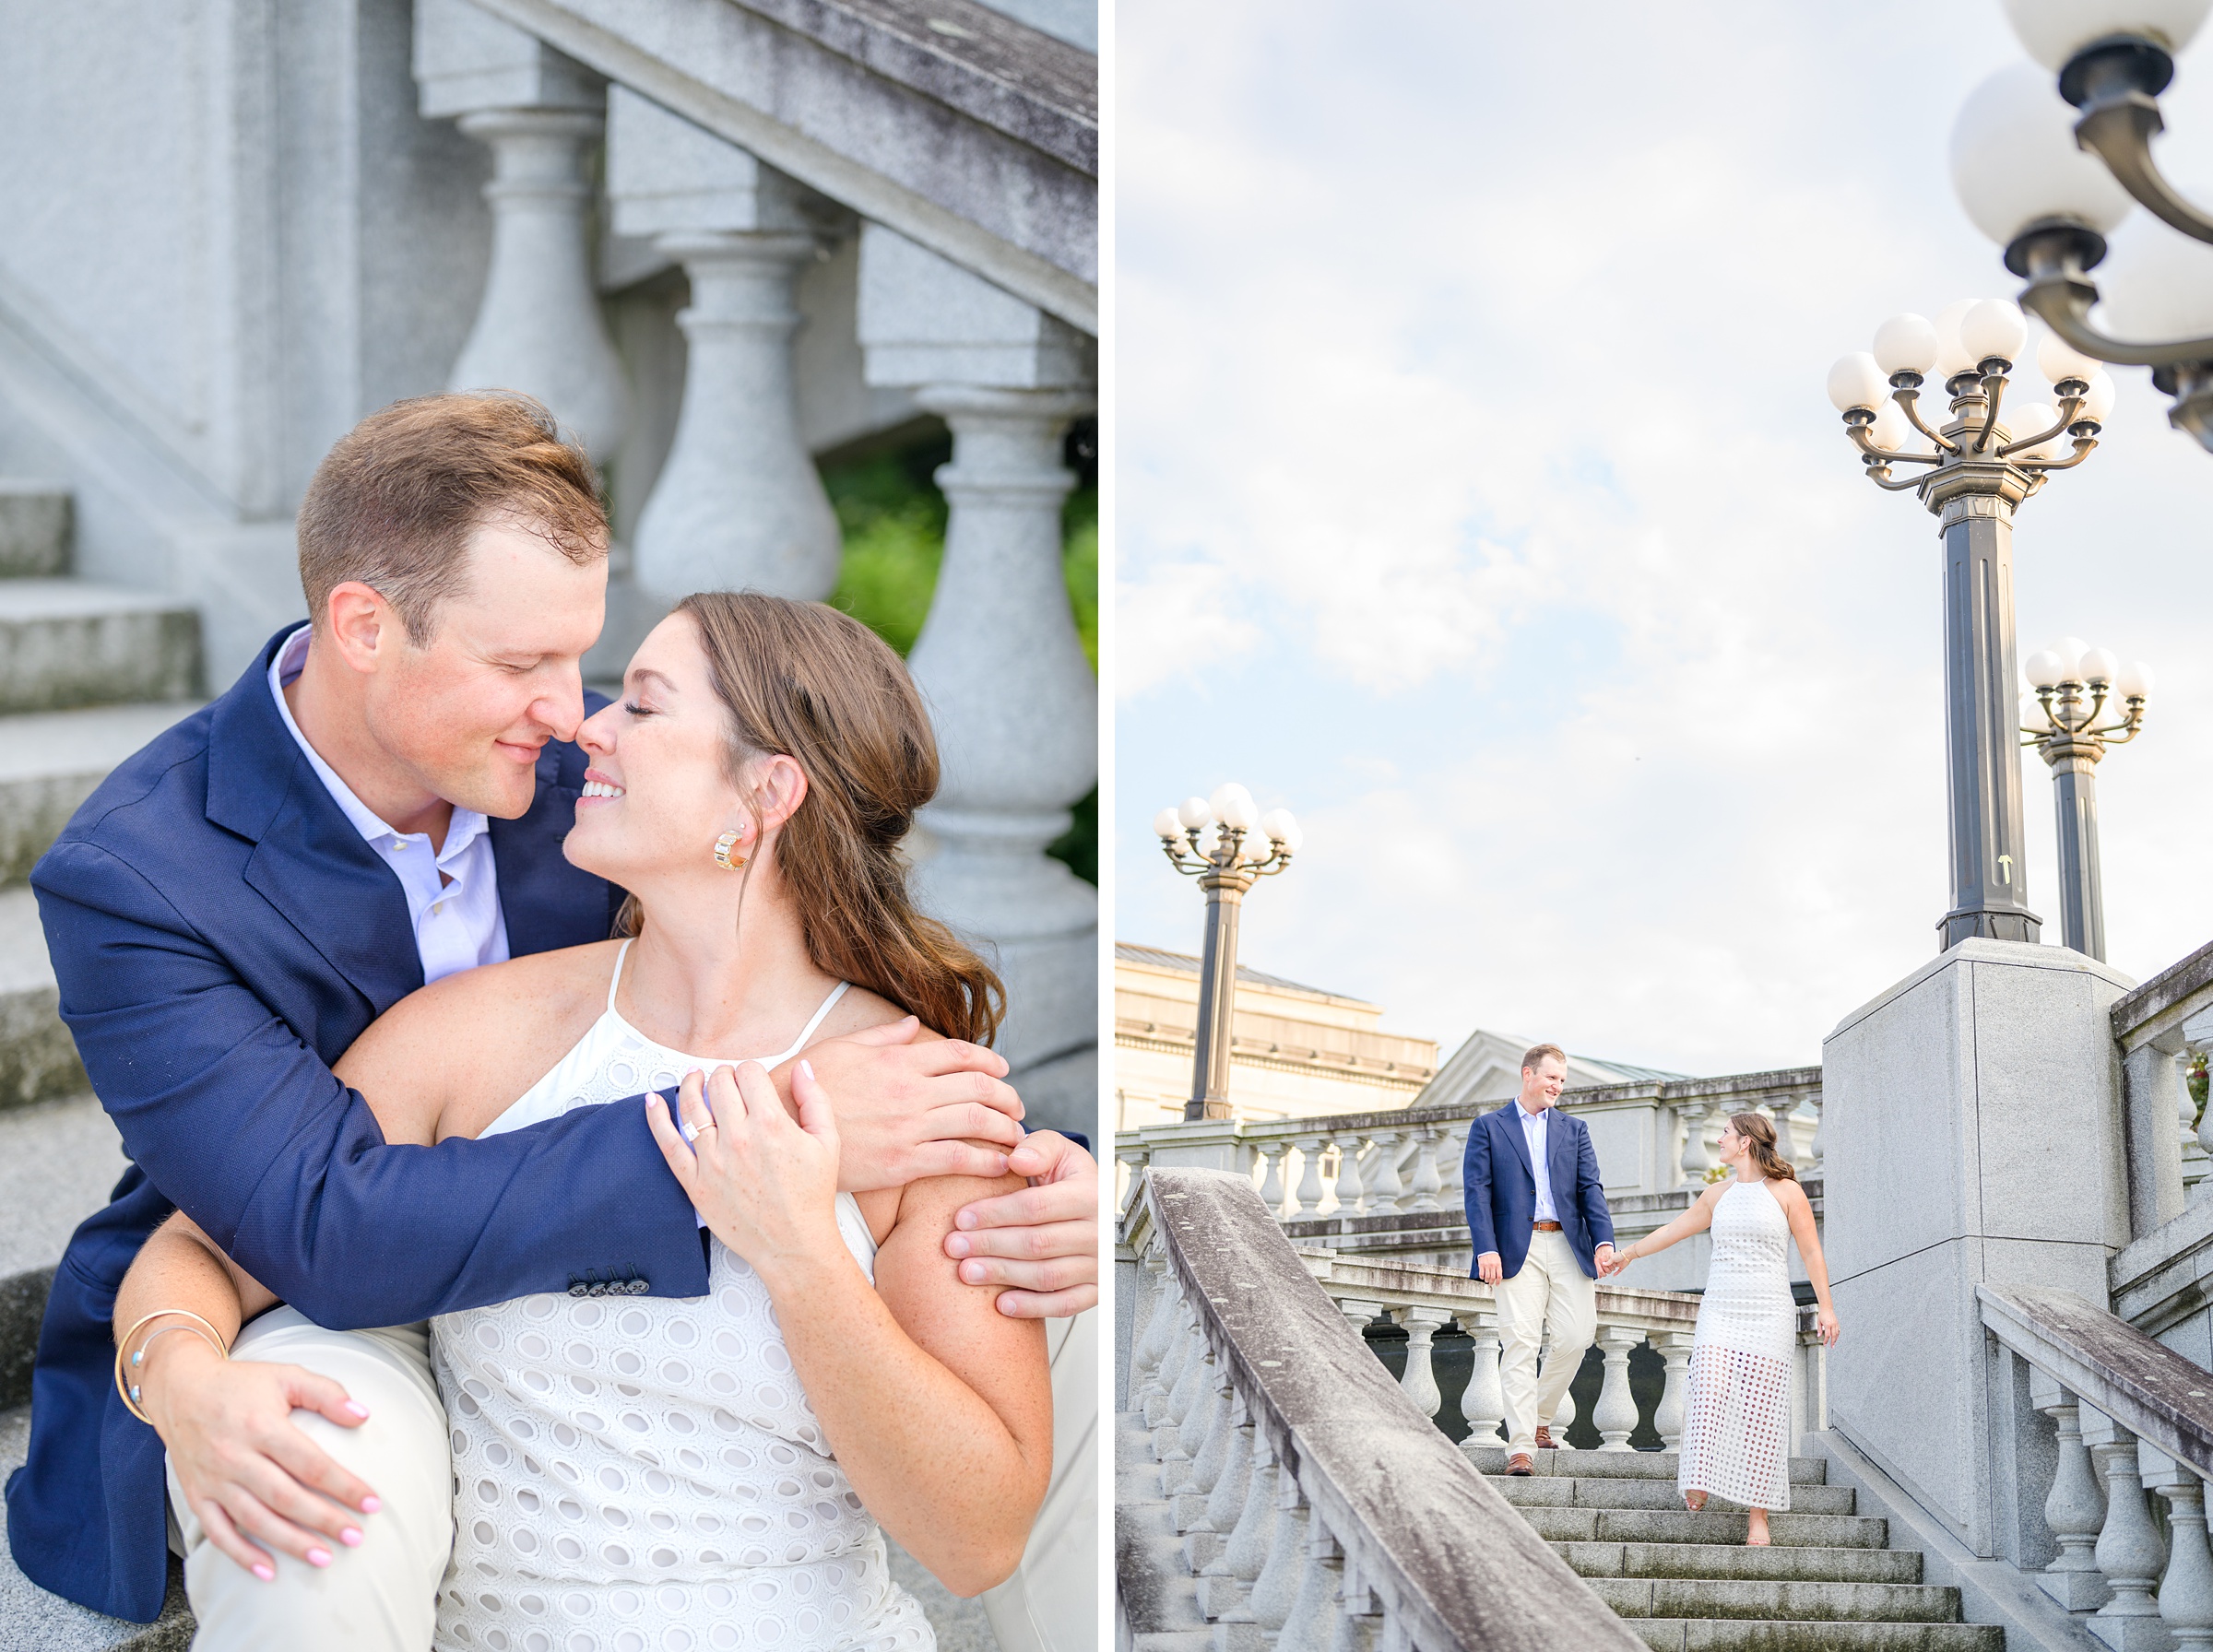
[1497,1478,1855,1514]
[1518,1506,1889,1548]
[0,580,195,620]
[1590,1576,1963,1622]
[0,702,196,784]
[0,887,55,997]
[1464,1446,1827,1484]
[0,1407,193,1649]
[0,1093,127,1281]
[1622,1622,2003,1651]
[1556,1540,1921,1585]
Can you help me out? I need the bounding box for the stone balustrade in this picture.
[1977,1284,2213,1648]
[1120,1165,1643,1650]
[2112,939,2213,1246]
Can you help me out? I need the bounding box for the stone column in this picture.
[414,0,628,460]
[1391,1305,1450,1422]
[605,88,841,604]
[858,226,1095,1132]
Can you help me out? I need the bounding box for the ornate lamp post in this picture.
[1827,300,2113,948]
[1947,4,2213,447]
[1151,785,1301,1122]
[2019,639,2154,960]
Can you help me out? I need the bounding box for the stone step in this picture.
[1497,1477,1856,1516]
[1466,1446,1828,1484]
[0,888,86,1113]
[0,486,69,578]
[1621,1622,2003,1651]
[0,1093,130,1405]
[0,581,200,714]
[0,1406,193,1649]
[1518,1505,1890,1550]
[1556,1541,1921,1586]
[0,702,200,885]
[1589,1576,1963,1624]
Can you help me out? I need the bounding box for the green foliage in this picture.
[819,426,1097,885]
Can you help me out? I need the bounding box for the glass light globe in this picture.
[1827,352,1890,413]
[1873,313,1941,376]
[1934,301,1980,379]
[2078,371,2118,426]
[1868,399,1915,451]
[1210,783,1260,831]
[2096,201,2213,342]
[1960,298,2030,366]
[1178,795,1213,831]
[2053,635,2091,680]
[1237,828,1274,864]
[2025,648,2067,688]
[2003,0,2213,69]
[2118,659,2156,698]
[2020,691,2054,731]
[2078,645,2121,685]
[1258,807,1300,846]
[1153,807,1183,840]
[2038,329,2101,386]
[2004,400,2061,454]
[1950,64,2137,246]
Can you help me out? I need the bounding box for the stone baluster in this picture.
[1178,1364,1237,1511]
[1457,1308,1507,1454]
[1175,1346,1223,1470]
[1366,1128,1405,1210]
[1204,1427,1276,1621]
[1392,1306,1450,1422]
[1592,1326,1645,1452]
[1333,1551,1384,1652]
[1653,1330,1694,1450]
[2033,1384,2111,1611]
[1337,1298,1381,1351]
[1679,1098,1714,1184]
[1197,1388,1255,1550]
[413,0,629,461]
[1808,1097,1825,1176]
[1118,1145,1149,1218]
[1438,1123,1466,1208]
[2178,1047,2212,1194]
[1406,1126,1443,1212]
[2142,1447,2213,1648]
[1769,1098,1803,1169]
[1129,1255,1176,1398]
[1278,1511,1347,1652]
[1157,1314,1209,1456]
[604,88,839,603]
[1550,1339,1579,1439]
[1143,1294,1196,1424]
[1293,1134,1331,1219]
[2082,1407,2168,1642]
[1248,1481,1308,1634]
[857,226,1095,1128]
[1333,1132,1368,1216]
[1257,1140,1290,1219]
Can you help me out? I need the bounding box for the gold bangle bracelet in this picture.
[114,1309,232,1427]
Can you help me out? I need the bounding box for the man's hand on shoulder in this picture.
[946,1129,1098,1318]
[804,1018,1024,1190]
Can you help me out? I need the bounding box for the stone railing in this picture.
[1976,1285,2213,1646]
[1115,1066,1825,1283]
[2111,938,2213,1245]
[406,0,1098,1129]
[1120,1166,1643,1651]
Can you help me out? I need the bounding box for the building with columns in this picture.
[0,0,1097,1135]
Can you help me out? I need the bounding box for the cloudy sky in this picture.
[1111,2,2213,1078]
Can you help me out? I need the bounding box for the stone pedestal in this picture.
[1822,938,2133,1555]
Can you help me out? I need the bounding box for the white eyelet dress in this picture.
[430,942,936,1652]
[1675,1178,1795,1513]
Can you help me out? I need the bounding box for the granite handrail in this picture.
[1133,1165,1642,1652]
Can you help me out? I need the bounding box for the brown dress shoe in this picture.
[1506,1453,1535,1476]
[1534,1426,1559,1449]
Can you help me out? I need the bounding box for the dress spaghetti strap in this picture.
[605,938,634,1014]
[763,982,850,1068]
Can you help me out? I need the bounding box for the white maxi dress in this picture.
[1676,1178,1795,1512]
[429,942,935,1652]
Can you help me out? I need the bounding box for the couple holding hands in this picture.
[4,395,1098,1651]
[1462,1044,1841,1546]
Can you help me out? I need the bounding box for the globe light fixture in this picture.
[1828,299,2121,949]
[2019,639,2153,959]
[1155,787,1299,1121]
[1947,6,2213,447]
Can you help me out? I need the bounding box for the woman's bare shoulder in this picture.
[344,944,618,1058]
[808,983,944,1047]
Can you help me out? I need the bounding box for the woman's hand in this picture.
[648,1059,844,1277]
[1598,1246,1632,1279]
[141,1333,378,1579]
[1817,1306,1841,1348]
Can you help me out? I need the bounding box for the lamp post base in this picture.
[1938,908,2042,950]
[1183,1098,1235,1122]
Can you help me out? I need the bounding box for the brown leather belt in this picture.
[1533,1221,1562,1232]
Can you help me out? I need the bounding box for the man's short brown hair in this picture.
[1521,1042,1567,1073]
[297,393,608,643]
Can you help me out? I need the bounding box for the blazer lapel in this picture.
[1547,1112,1573,1209]
[1498,1105,1536,1185]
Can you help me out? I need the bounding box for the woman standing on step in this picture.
[1600,1113,1839,1546]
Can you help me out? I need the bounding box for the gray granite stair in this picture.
[0,581,200,714]
[0,887,87,1113]
[0,702,200,885]
[0,486,68,578]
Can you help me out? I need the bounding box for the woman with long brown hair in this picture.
[1601,1111,1839,1547]
[110,593,1051,1648]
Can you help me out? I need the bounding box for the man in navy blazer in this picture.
[1462,1042,1616,1474]
[5,395,1100,1637]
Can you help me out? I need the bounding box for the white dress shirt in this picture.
[269,624,510,985]
[1518,1100,1558,1223]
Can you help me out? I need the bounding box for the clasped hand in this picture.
[647,1060,842,1276]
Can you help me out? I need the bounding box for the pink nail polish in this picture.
[253,1564,275,1582]
[344,1401,370,1419]
[308,1548,333,1567]
[799,1058,815,1081]
[361,1496,382,1514]
[340,1528,364,1547]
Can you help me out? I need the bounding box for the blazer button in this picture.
[628,1280,649,1294]
[568,1282,589,1298]
[587,1281,608,1297]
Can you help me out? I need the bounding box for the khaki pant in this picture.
[1496,1228,1598,1455]
[167,1309,453,1652]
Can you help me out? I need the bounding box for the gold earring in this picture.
[713,830,747,871]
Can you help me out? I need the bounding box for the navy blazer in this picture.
[6,629,713,1623]
[1462,1102,1615,1280]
